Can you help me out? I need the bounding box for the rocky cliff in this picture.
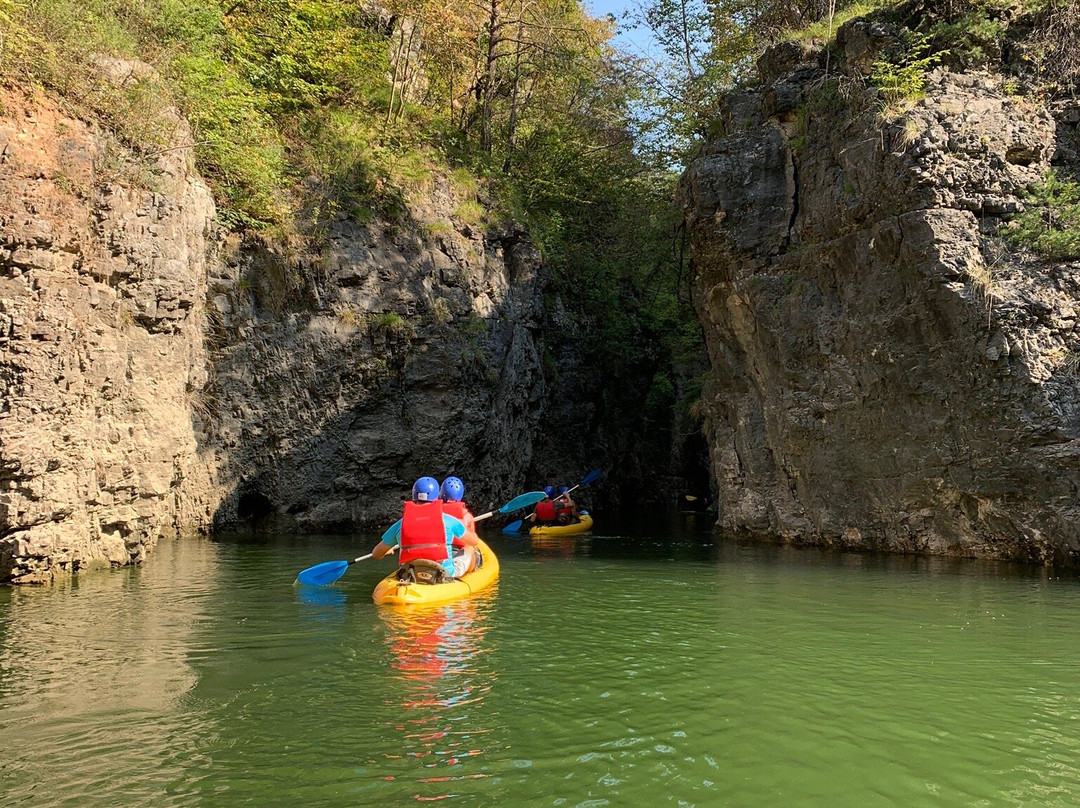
[681,15,1080,564]
[0,81,590,582]
[203,198,556,531]
[0,89,222,583]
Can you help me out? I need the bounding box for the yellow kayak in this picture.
[529,511,594,537]
[373,538,500,607]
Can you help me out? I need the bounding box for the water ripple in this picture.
[4,537,1080,807]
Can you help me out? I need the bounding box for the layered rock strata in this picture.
[204,207,553,530]
[0,88,560,580]
[681,20,1080,564]
[0,79,587,582]
[0,91,221,582]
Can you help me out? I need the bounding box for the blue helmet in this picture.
[441,476,465,502]
[557,486,569,496]
[412,476,440,502]
[543,485,556,499]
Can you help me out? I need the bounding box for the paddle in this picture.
[487,491,551,535]
[563,468,602,496]
[505,469,602,535]
[295,527,398,587]
[297,492,545,585]
[472,491,547,522]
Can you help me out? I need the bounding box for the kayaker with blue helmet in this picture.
[527,485,559,526]
[440,475,479,572]
[371,476,479,578]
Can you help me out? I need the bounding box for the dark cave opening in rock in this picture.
[237,491,274,522]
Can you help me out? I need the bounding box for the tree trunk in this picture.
[481,0,501,154]
[394,17,423,124]
[386,22,405,125]
[503,2,526,172]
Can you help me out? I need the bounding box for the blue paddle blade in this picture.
[581,469,602,486]
[499,491,546,513]
[296,560,349,587]
[502,519,523,534]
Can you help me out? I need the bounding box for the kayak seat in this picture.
[397,558,451,585]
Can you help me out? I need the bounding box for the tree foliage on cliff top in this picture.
[625,0,1079,162]
[620,0,894,161]
[0,0,641,237]
[0,0,702,477]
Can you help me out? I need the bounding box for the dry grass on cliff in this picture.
[1029,0,1080,92]
[782,0,894,43]
[967,258,1002,329]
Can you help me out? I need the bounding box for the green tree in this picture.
[622,0,868,162]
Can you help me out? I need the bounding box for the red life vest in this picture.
[399,500,451,566]
[555,500,574,520]
[534,499,556,522]
[441,501,475,539]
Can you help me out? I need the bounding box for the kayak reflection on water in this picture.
[380,596,494,693]
[377,593,498,798]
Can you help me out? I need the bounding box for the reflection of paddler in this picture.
[380,597,490,690]
[379,596,496,802]
[530,535,578,559]
[387,608,455,682]
[380,591,494,708]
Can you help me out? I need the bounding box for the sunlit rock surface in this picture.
[0,88,560,582]
[0,73,596,583]
[681,19,1080,564]
[0,90,222,583]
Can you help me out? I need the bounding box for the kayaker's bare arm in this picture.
[461,530,480,547]
[371,541,394,560]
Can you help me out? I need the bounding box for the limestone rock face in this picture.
[0,91,222,583]
[203,205,553,530]
[681,24,1080,564]
[0,86,575,582]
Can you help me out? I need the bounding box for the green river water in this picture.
[3,515,1080,807]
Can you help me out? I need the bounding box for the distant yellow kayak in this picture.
[372,538,500,607]
[529,511,594,537]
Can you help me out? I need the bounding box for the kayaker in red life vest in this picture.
[527,485,559,526]
[439,475,479,574]
[554,486,579,524]
[370,476,480,578]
